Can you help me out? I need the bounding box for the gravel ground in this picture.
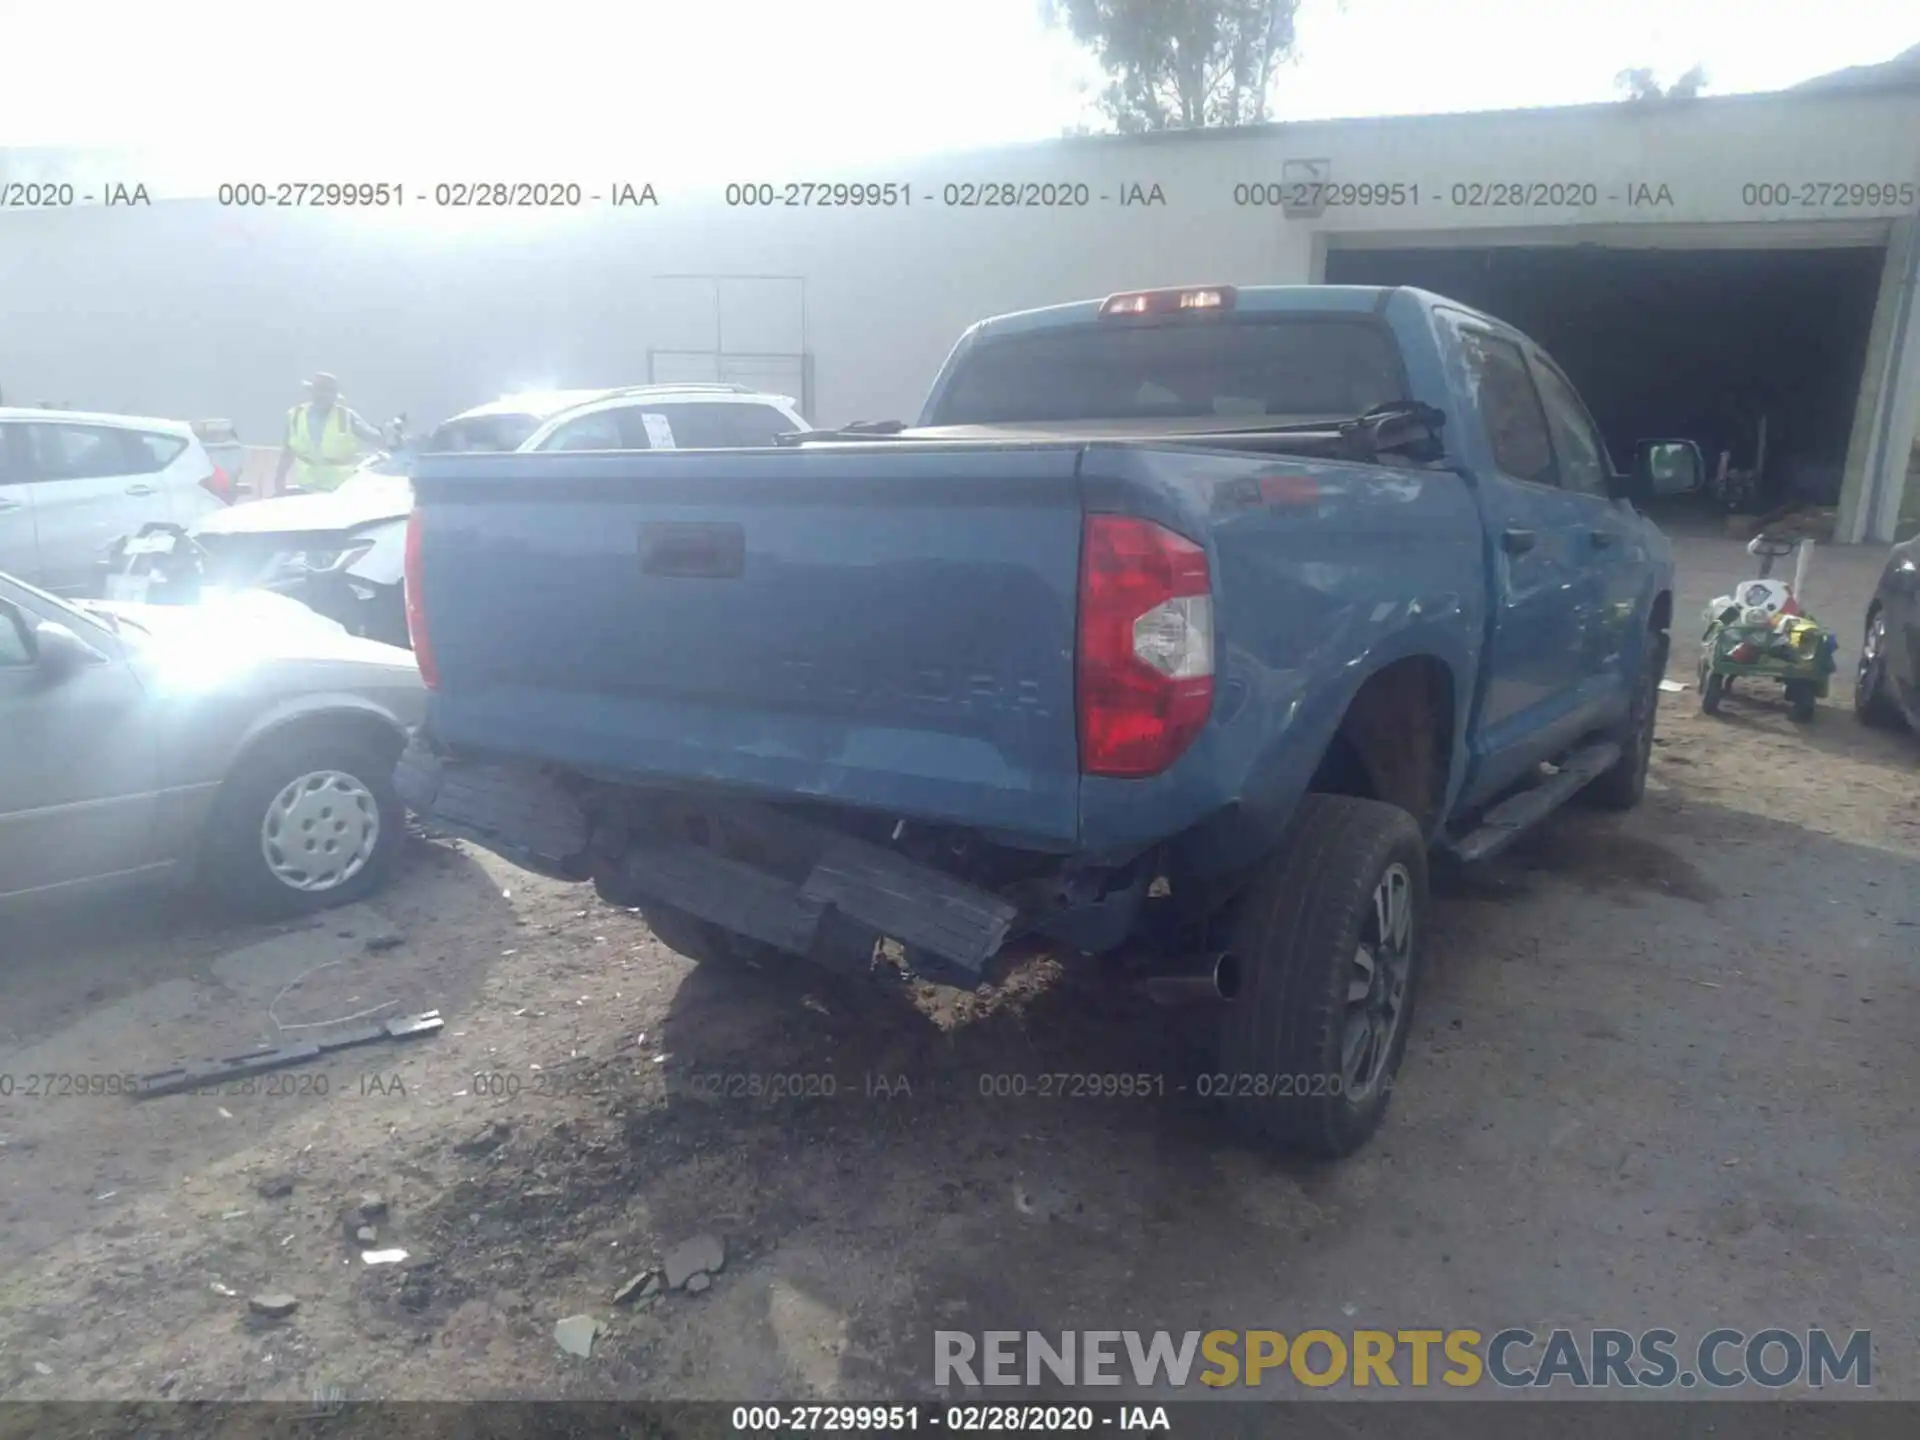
[0,527,1915,1407]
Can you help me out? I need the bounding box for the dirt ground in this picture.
[1,528,1916,1405]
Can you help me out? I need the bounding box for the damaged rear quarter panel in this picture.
[1075,444,1484,869]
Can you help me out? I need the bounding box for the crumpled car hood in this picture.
[193,477,414,538]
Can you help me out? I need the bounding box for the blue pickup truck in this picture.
[396,284,1691,1158]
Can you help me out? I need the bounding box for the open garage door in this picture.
[1325,240,1886,516]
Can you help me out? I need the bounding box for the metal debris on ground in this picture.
[249,1293,299,1319]
[133,1012,445,1099]
[361,1248,409,1265]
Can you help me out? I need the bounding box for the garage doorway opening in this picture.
[1324,244,1885,515]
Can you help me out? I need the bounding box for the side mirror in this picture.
[1632,439,1705,498]
[31,620,108,678]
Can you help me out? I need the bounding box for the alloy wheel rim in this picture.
[261,770,380,891]
[1340,862,1415,1101]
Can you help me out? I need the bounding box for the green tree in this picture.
[1045,0,1302,133]
[1615,63,1708,101]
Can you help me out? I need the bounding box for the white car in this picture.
[0,408,233,596]
[182,386,811,647]
[515,385,809,452]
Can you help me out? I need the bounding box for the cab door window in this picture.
[1530,359,1613,499]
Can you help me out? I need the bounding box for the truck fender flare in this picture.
[1321,619,1476,825]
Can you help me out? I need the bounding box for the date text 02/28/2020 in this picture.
[728,1404,1166,1433]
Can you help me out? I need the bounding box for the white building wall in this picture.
[3,84,1917,530]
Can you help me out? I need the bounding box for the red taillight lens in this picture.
[403,508,439,689]
[201,465,234,503]
[1077,515,1215,777]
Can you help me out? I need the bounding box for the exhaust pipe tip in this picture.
[1214,952,1241,1000]
[1142,951,1240,1005]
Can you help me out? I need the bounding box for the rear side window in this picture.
[20,423,138,482]
[426,415,543,452]
[1457,332,1555,487]
[623,403,798,448]
[539,411,625,451]
[133,431,188,472]
[930,317,1407,426]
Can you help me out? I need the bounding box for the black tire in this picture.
[1700,669,1726,715]
[1581,629,1668,811]
[1787,682,1818,724]
[1855,609,1907,730]
[203,727,405,918]
[1216,793,1427,1159]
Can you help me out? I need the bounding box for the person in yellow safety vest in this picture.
[273,372,385,494]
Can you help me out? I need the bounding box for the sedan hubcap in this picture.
[262,770,380,891]
[1341,862,1414,1101]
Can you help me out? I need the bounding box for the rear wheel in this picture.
[1855,609,1906,730]
[1216,794,1427,1159]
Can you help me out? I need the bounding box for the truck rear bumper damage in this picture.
[395,735,1020,983]
[394,737,593,881]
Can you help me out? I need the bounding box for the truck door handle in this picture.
[1588,529,1616,548]
[1501,528,1537,555]
[639,521,745,579]
[0,496,21,512]
[124,483,158,496]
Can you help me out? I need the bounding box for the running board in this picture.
[1444,741,1621,865]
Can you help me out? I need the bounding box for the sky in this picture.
[0,0,1914,179]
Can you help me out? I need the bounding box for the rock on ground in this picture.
[553,1315,601,1358]
[663,1234,725,1289]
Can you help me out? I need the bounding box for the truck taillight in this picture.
[201,465,234,503]
[1077,515,1214,777]
[403,508,439,690]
